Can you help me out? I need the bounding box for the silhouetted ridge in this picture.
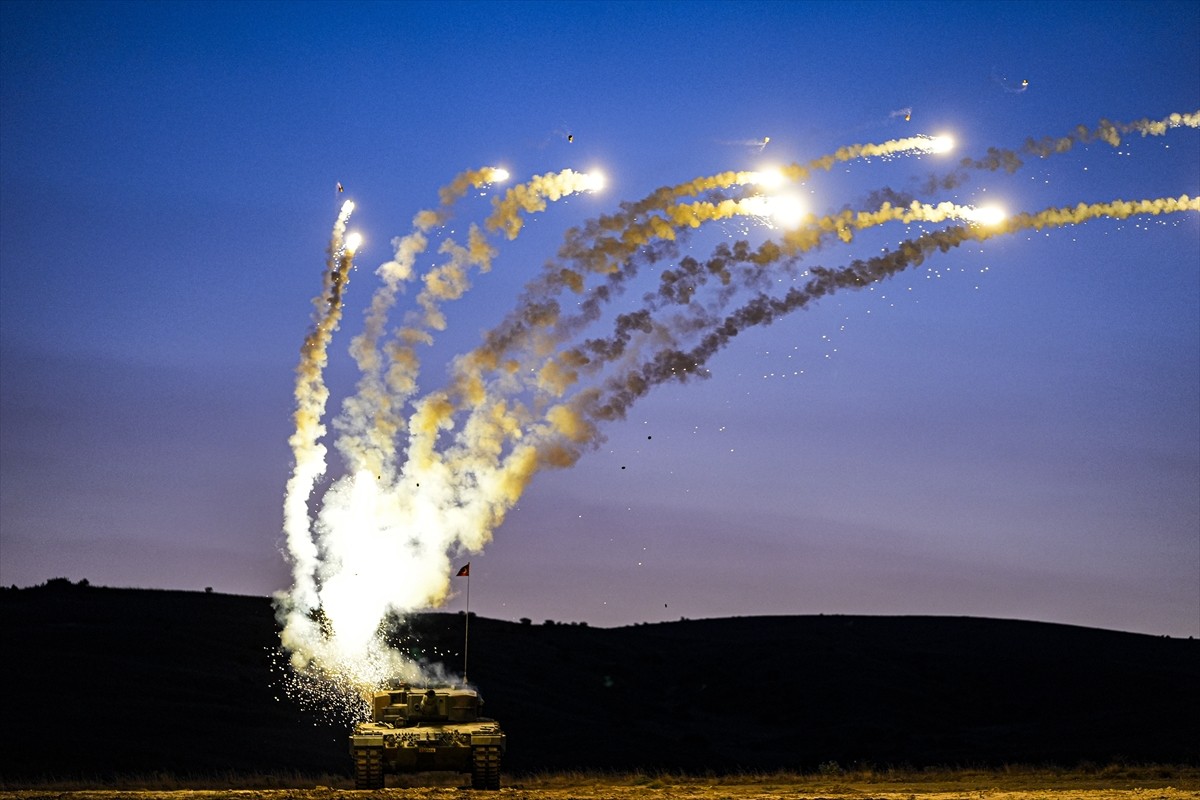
[2,585,1196,779]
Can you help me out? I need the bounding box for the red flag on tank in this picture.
[456,564,470,577]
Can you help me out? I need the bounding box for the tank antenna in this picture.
[456,562,471,685]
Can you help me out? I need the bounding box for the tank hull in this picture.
[349,686,505,790]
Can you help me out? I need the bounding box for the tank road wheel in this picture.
[471,744,501,790]
[353,746,384,789]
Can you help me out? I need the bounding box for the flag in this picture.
[456,563,470,577]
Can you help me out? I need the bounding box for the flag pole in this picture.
[461,563,470,685]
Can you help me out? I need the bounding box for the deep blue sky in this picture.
[2,1,1197,637]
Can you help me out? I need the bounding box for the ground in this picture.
[9,792,1199,800]
[2,774,1198,800]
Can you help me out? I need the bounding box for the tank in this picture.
[348,684,505,789]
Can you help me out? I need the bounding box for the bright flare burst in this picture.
[962,204,1008,226]
[742,193,807,228]
[928,134,955,153]
[751,167,787,190]
[583,171,607,192]
[278,112,1200,710]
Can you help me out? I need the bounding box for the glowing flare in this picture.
[963,204,1007,226]
[489,167,510,182]
[769,194,806,228]
[752,168,786,190]
[344,232,363,252]
[742,193,807,228]
[928,135,955,154]
[583,171,606,192]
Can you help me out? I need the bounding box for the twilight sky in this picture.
[2,0,1197,638]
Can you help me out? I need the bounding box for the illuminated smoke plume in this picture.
[334,166,509,480]
[278,112,1198,705]
[574,195,1199,422]
[279,169,608,694]
[281,200,359,615]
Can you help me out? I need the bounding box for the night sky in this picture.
[2,1,1197,638]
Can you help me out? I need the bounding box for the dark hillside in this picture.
[0,583,346,778]
[440,613,1200,771]
[2,583,1196,780]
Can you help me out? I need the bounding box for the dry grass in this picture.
[511,765,1200,791]
[1,764,1197,794]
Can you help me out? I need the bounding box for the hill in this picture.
[1,582,1196,780]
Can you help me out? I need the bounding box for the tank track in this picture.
[353,746,384,789]
[471,744,501,790]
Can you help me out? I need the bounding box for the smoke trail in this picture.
[333,169,603,480]
[280,201,359,635]
[453,134,954,404]
[280,170,606,693]
[437,184,1195,566]
[432,192,1195,496]
[926,111,1200,192]
[278,113,1197,704]
[335,167,508,479]
[524,200,1008,399]
[409,187,1196,629]
[572,195,1199,423]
